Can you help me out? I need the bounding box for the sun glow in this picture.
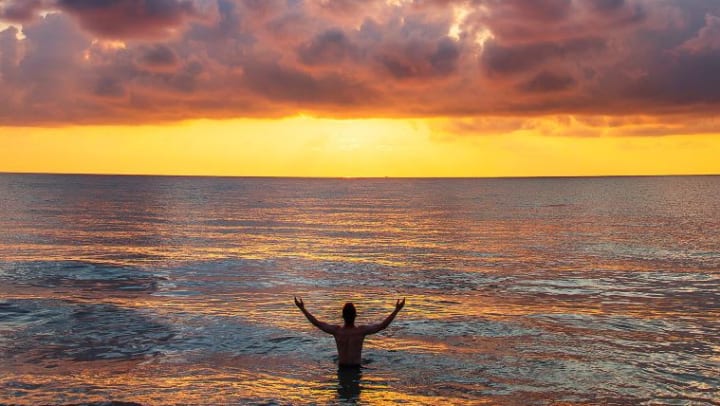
[448,5,470,40]
[1,116,719,177]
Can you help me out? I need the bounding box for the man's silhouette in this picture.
[294,297,405,367]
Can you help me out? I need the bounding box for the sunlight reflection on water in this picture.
[0,175,719,405]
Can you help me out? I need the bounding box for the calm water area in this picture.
[0,174,718,405]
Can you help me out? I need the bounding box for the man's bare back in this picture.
[294,297,405,367]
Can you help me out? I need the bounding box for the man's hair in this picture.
[342,302,356,325]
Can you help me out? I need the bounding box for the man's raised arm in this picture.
[363,298,405,335]
[294,297,338,334]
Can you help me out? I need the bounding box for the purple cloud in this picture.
[0,0,717,131]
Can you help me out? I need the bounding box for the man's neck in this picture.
[344,322,355,328]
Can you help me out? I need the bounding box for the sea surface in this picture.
[0,174,718,405]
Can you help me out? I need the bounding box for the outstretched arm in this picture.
[363,298,405,335]
[294,297,338,334]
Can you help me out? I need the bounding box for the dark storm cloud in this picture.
[429,38,461,75]
[482,37,607,75]
[94,76,126,98]
[0,25,19,81]
[0,0,45,22]
[480,0,573,22]
[56,0,197,39]
[242,59,377,106]
[8,13,91,120]
[0,0,718,132]
[470,0,646,43]
[519,71,576,93]
[589,0,626,13]
[628,49,720,105]
[138,44,179,69]
[298,28,355,66]
[376,36,461,80]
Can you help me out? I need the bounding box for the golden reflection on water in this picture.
[1,176,719,404]
[5,356,492,405]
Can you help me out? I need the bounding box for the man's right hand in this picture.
[395,298,405,312]
[294,296,305,310]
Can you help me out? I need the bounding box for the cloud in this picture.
[376,36,461,80]
[241,59,378,107]
[681,13,720,53]
[138,44,179,70]
[589,0,626,13]
[0,0,718,132]
[56,0,198,39]
[94,76,125,98]
[519,71,576,93]
[483,0,573,23]
[437,114,720,138]
[297,28,355,66]
[0,0,45,22]
[481,37,607,75]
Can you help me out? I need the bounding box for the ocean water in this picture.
[0,174,718,405]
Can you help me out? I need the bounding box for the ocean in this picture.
[0,174,718,405]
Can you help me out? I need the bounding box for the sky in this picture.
[0,0,719,177]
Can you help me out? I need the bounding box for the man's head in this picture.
[342,302,356,325]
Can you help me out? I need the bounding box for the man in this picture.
[294,296,406,368]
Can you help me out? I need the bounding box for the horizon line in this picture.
[1,171,718,180]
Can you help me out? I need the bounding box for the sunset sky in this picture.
[1,0,719,177]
